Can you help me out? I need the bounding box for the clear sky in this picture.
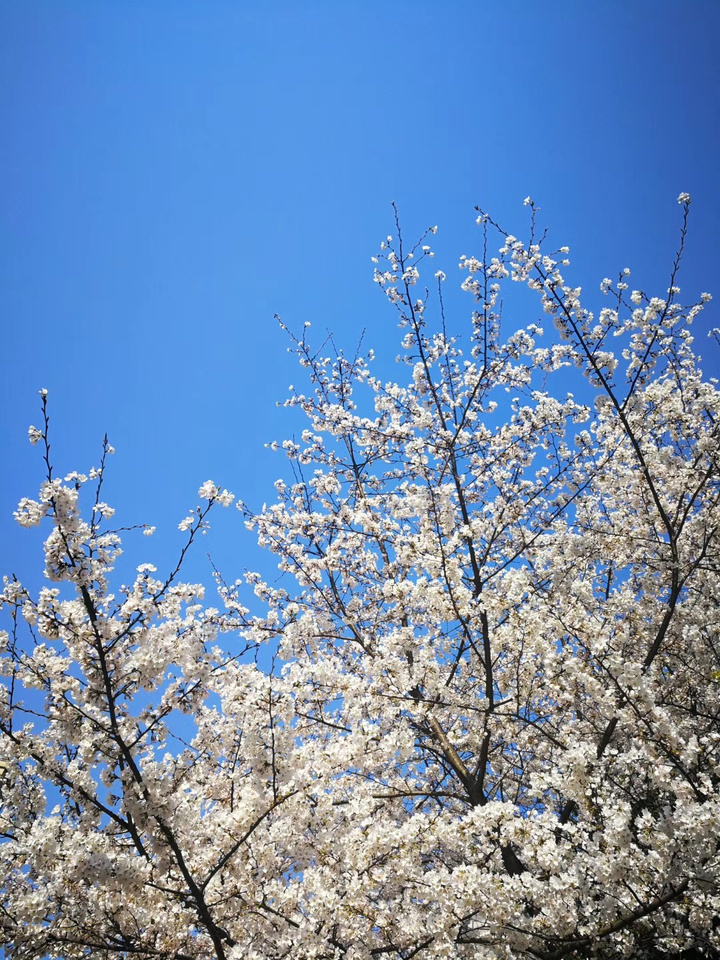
[1,0,719,596]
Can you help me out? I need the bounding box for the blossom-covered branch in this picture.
[2,195,719,959]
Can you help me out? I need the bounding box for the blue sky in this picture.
[1,0,719,597]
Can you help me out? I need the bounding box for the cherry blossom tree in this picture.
[2,194,719,960]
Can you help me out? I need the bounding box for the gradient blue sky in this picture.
[2,0,719,595]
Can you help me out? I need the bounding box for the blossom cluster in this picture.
[1,198,719,960]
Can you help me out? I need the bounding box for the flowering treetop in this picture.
[1,194,719,960]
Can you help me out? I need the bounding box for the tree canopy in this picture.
[2,195,719,960]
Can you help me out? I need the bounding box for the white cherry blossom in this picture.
[2,199,719,960]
